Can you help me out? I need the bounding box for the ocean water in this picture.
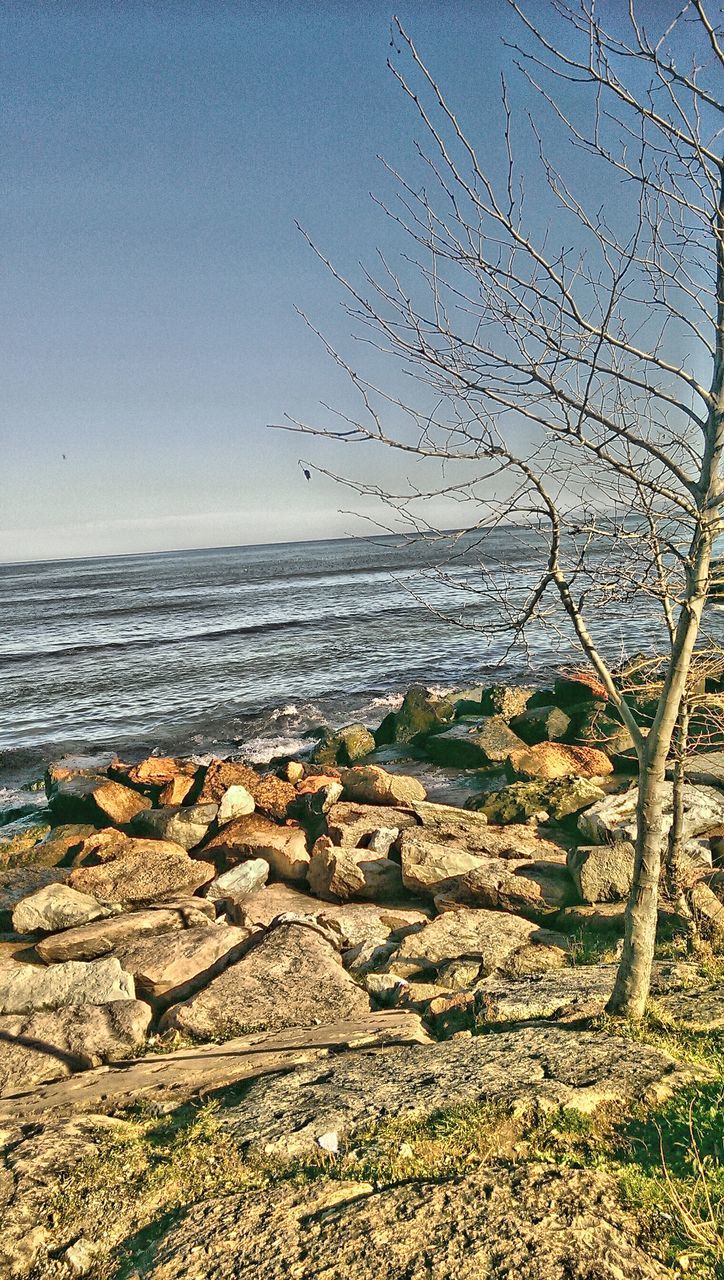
[0,530,689,790]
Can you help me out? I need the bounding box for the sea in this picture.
[0,529,705,801]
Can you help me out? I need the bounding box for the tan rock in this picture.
[36,898,216,963]
[508,742,613,780]
[391,907,569,978]
[0,956,136,1014]
[198,761,296,821]
[202,814,309,883]
[160,920,370,1040]
[131,804,218,850]
[434,856,575,919]
[49,775,152,825]
[159,774,196,806]
[128,757,197,788]
[339,765,426,806]
[114,924,250,1006]
[12,883,111,935]
[325,803,419,849]
[68,841,214,906]
[0,1001,152,1095]
[308,837,404,903]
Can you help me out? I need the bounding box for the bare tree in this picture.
[275,2,724,1018]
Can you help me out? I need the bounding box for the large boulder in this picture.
[577,782,724,844]
[0,956,135,1015]
[160,920,370,1040]
[19,823,98,868]
[339,766,426,806]
[479,684,534,719]
[68,840,214,906]
[36,898,216,963]
[325,803,419,848]
[217,785,255,823]
[567,842,636,903]
[308,838,404,903]
[130,804,218,850]
[113,924,250,1007]
[507,742,613,781]
[509,704,571,744]
[389,907,569,979]
[11,883,111,935]
[0,1001,152,1095]
[389,685,455,743]
[198,761,296,821]
[426,718,525,767]
[398,827,567,897]
[312,724,376,766]
[552,671,609,706]
[478,777,605,824]
[433,857,576,919]
[202,814,310,883]
[47,775,151,826]
[126,756,197,790]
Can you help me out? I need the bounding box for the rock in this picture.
[398,828,568,898]
[325,802,419,848]
[339,765,426,806]
[202,814,310,883]
[366,827,399,854]
[11,883,111,935]
[312,723,376,766]
[217,785,255,823]
[228,882,327,928]
[140,1160,672,1280]
[573,709,635,756]
[0,956,135,1014]
[567,842,635,903]
[434,857,575,919]
[0,867,70,930]
[218,1025,697,1158]
[46,754,118,785]
[130,803,218,850]
[689,879,724,941]
[390,685,455,742]
[578,783,724,845]
[197,762,296,821]
[426,717,525,767]
[509,704,571,744]
[284,761,305,783]
[553,671,609,705]
[160,920,371,1040]
[390,907,568,979]
[48,775,152,826]
[0,1001,152,1095]
[0,814,53,867]
[480,684,534,719]
[114,925,250,1006]
[653,982,724,1031]
[478,777,605,824]
[36,898,216,962]
[308,838,404,903]
[230,884,428,951]
[475,963,620,1024]
[20,823,98,868]
[68,841,214,906]
[206,859,269,906]
[159,774,196,806]
[507,742,614,780]
[127,756,196,788]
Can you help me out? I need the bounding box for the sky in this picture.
[0,0,698,563]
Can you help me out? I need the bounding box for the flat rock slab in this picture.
[0,1000,152,1095]
[0,1012,430,1121]
[0,956,135,1015]
[36,897,216,963]
[114,924,250,1006]
[217,1026,701,1157]
[391,907,568,978]
[160,921,371,1040]
[475,964,619,1023]
[652,982,724,1031]
[138,1162,672,1280]
[68,843,214,906]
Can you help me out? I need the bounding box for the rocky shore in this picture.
[0,671,722,1278]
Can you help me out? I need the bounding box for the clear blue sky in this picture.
[2,1,672,562]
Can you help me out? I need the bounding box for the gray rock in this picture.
[308,839,404,903]
[475,963,619,1023]
[366,827,399,854]
[0,1000,152,1095]
[577,782,724,844]
[36,898,216,963]
[339,765,426,806]
[11,883,111,935]
[160,920,370,1040]
[0,867,70,930]
[480,684,534,719]
[510,704,572,744]
[325,803,419,849]
[426,717,525,767]
[206,859,269,905]
[131,803,218,850]
[0,956,135,1014]
[567,842,635,903]
[217,785,255,823]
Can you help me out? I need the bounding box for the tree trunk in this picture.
[606,752,668,1019]
[666,700,695,927]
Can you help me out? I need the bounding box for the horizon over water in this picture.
[0,529,698,795]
